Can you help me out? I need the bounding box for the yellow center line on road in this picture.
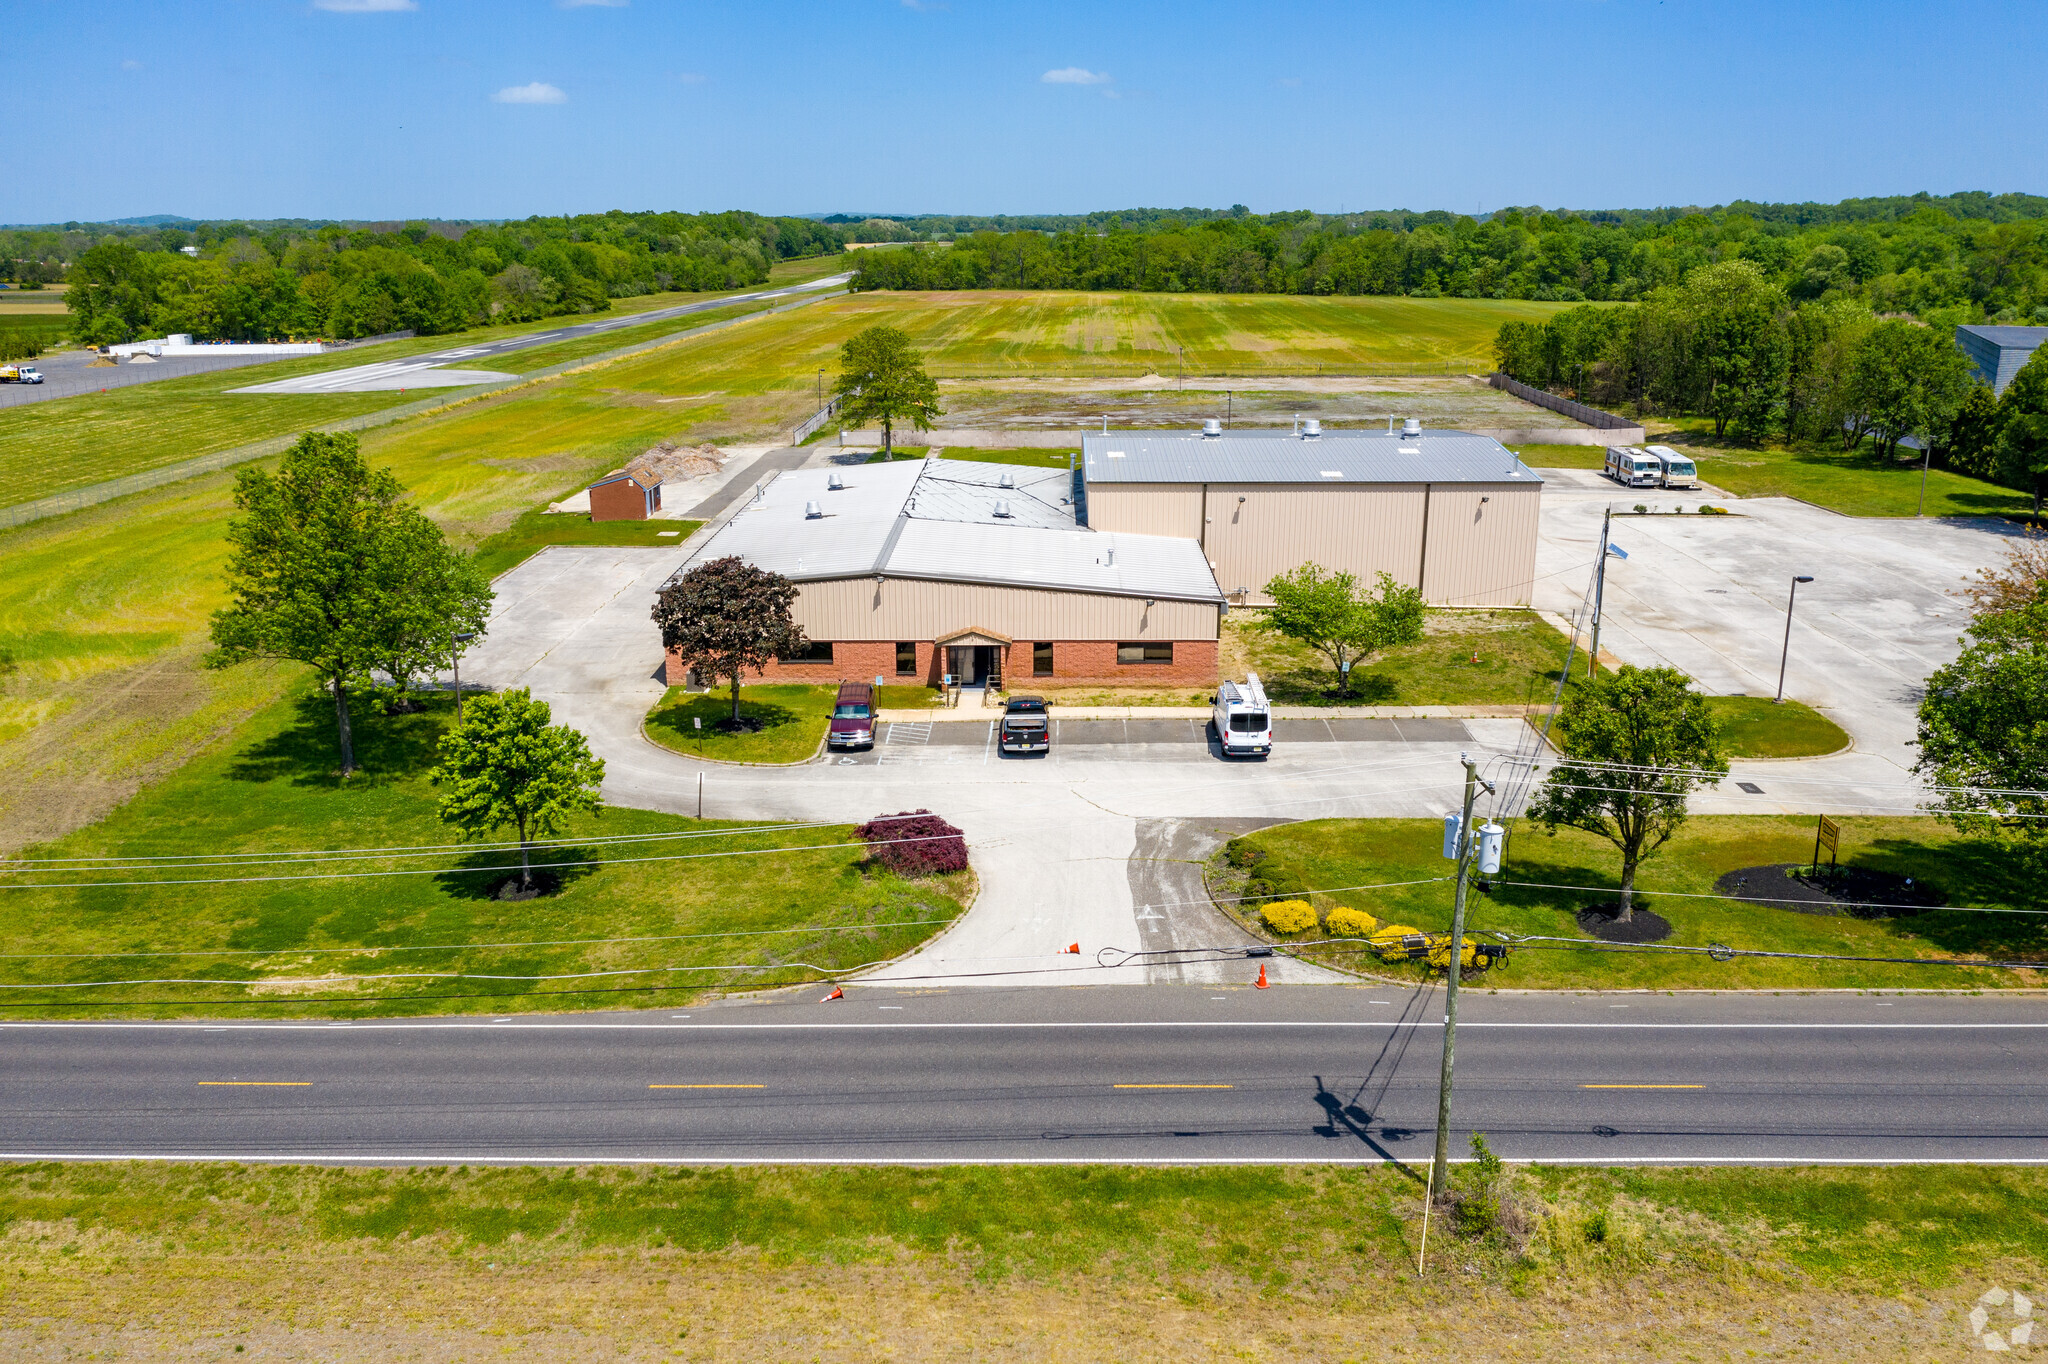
[1114,1084,1234,1090]
[648,1084,766,1089]
[198,1081,312,1087]
[1581,1084,1703,1089]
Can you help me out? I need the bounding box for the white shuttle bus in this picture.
[1645,444,1699,489]
[1212,673,1272,759]
[1604,446,1662,488]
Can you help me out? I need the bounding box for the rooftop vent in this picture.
[826,472,844,490]
[1402,417,1421,438]
[998,470,1015,489]
[1302,419,1322,439]
[992,499,1013,518]
[804,500,823,519]
[1202,418,1222,438]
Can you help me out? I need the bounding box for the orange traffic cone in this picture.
[1255,963,1270,989]
[821,986,844,1002]
[1065,943,1080,954]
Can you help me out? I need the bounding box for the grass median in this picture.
[1222,609,1591,708]
[1216,814,2043,990]
[1707,695,1851,758]
[645,684,835,764]
[0,1161,2037,1359]
[0,689,967,1018]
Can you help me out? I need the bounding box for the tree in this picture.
[1261,564,1426,697]
[1526,666,1727,922]
[368,513,494,711]
[650,556,804,722]
[1993,349,2048,515]
[1843,319,1976,461]
[1678,260,1788,440]
[1935,380,2002,478]
[832,324,943,457]
[208,432,444,776]
[430,689,605,891]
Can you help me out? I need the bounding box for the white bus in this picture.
[1212,673,1272,759]
[1604,446,1662,488]
[1645,444,1699,489]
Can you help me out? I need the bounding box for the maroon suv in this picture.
[827,682,875,750]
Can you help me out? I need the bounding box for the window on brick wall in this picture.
[780,641,834,663]
[895,642,917,675]
[1117,642,1173,665]
[1033,642,1054,676]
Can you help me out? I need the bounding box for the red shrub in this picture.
[855,809,968,877]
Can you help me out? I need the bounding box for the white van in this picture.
[1212,673,1272,759]
[1604,446,1661,488]
[1645,444,1699,489]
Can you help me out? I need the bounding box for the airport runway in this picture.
[5,988,2044,1164]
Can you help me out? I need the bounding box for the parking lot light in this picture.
[1775,577,1814,704]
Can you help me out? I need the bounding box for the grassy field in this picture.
[929,445,1079,469]
[1507,442,1607,469]
[1707,695,1851,758]
[471,511,700,580]
[0,313,68,349]
[1217,815,2043,990]
[645,684,834,764]
[0,1161,2036,1359]
[0,691,966,1019]
[1223,610,1592,708]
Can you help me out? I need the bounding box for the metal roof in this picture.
[1957,325,2048,348]
[675,457,1222,602]
[1081,429,1542,486]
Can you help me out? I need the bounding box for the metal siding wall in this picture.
[1420,483,1540,605]
[1082,483,1203,537]
[793,578,1219,641]
[1204,484,1428,605]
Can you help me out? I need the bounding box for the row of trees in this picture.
[849,194,2048,318]
[51,211,843,344]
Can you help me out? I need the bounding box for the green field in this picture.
[1219,815,2042,990]
[1707,695,1851,758]
[0,690,965,1018]
[1650,420,2036,519]
[1223,610,1593,708]
[644,684,834,764]
[471,510,701,581]
[0,1161,2037,1358]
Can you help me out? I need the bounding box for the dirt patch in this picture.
[1575,905,1675,943]
[1716,862,1947,918]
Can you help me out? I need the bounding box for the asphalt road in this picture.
[6,989,2044,1164]
[0,345,292,408]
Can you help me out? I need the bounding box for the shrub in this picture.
[1698,504,1728,515]
[854,809,968,877]
[1325,906,1380,937]
[1633,503,1649,514]
[1260,900,1318,934]
[1223,838,1265,870]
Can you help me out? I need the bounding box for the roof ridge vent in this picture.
[826,472,845,490]
[1202,418,1222,438]
[1302,418,1321,439]
[1402,417,1421,438]
[804,500,823,519]
[992,499,1013,518]
[998,470,1015,488]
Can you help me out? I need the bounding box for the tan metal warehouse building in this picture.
[1079,428,1543,607]
[662,457,1226,691]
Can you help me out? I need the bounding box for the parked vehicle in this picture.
[827,681,875,750]
[1604,446,1662,487]
[0,364,44,384]
[1645,444,1699,489]
[1212,673,1272,758]
[999,694,1050,754]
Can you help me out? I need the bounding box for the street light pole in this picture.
[1774,576,1814,704]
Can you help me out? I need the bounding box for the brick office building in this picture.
[660,457,1225,691]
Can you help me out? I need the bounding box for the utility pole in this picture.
[1587,507,1612,678]
[1423,752,1490,1269]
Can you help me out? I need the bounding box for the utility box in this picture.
[1476,821,1505,874]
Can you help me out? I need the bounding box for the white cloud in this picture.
[120,58,144,71]
[492,81,568,104]
[313,0,418,11]
[1041,67,1110,85]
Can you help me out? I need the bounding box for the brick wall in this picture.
[663,638,1219,688]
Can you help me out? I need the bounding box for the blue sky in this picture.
[4,0,2044,222]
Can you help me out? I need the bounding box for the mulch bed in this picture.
[1714,863,1946,918]
[1575,905,1673,943]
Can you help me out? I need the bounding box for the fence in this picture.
[1488,372,1636,430]
[790,397,839,445]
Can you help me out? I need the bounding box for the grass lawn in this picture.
[1217,815,2044,990]
[874,683,944,709]
[471,510,701,580]
[644,684,834,764]
[932,445,1080,469]
[1707,695,1851,758]
[1507,442,1607,470]
[1222,609,1593,707]
[0,690,965,1019]
[0,1162,2038,1358]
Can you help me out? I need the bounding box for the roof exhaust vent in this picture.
[1302,419,1322,439]
[1402,417,1421,438]
[992,499,1013,518]
[1106,545,1115,565]
[1202,418,1222,438]
[804,500,823,519]
[998,470,1015,489]
[826,472,844,491]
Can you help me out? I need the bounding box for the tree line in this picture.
[847,193,2047,321]
[24,211,843,345]
[1493,261,2048,508]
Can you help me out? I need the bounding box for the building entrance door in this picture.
[946,645,999,686]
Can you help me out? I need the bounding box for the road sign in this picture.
[1813,815,1840,873]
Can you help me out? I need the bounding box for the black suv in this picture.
[999,695,1050,754]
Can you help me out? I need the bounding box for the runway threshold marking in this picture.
[198,1081,311,1087]
[1115,1084,1233,1090]
[648,1084,765,1089]
[1581,1084,1703,1089]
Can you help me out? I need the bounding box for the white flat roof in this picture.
[676,457,1223,603]
[1082,428,1541,485]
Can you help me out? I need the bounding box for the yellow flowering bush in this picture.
[1260,900,1319,934]
[1325,906,1381,938]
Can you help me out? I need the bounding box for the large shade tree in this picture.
[1993,349,2048,514]
[1844,318,1977,461]
[430,689,605,891]
[208,431,486,776]
[650,556,804,723]
[1261,563,1426,696]
[832,324,943,458]
[1527,665,1728,922]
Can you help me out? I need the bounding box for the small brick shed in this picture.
[588,471,662,522]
